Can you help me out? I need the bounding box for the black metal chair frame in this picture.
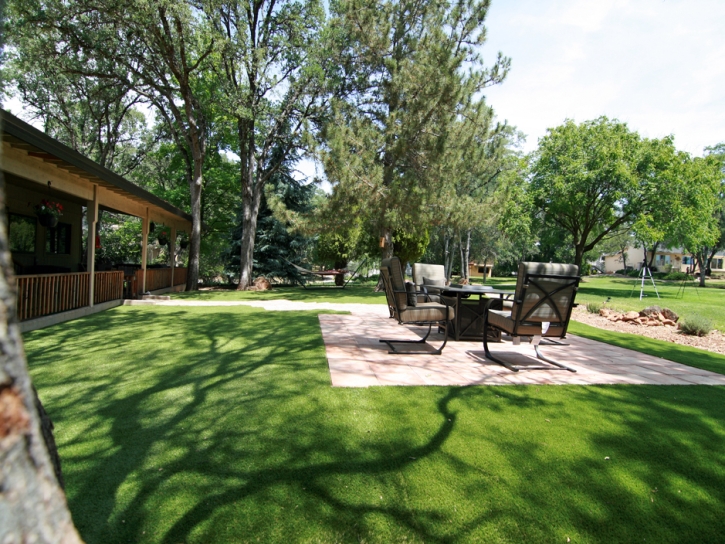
[483,272,580,372]
[379,260,454,356]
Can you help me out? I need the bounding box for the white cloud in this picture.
[483,0,725,155]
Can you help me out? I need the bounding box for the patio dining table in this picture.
[440,285,515,341]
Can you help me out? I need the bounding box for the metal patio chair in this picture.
[379,257,454,355]
[483,262,580,372]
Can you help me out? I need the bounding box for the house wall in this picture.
[602,246,645,273]
[5,175,84,272]
[468,262,493,278]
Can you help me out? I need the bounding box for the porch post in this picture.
[87,186,99,307]
[141,208,149,294]
[170,226,176,288]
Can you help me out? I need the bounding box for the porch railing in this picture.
[15,271,127,322]
[94,271,124,305]
[132,267,186,297]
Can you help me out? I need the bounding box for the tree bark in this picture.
[696,249,708,287]
[185,167,202,291]
[0,169,83,543]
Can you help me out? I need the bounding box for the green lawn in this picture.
[574,276,725,331]
[568,321,725,375]
[170,284,387,304]
[24,305,725,543]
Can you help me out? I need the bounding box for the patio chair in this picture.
[482,262,580,372]
[412,262,447,301]
[379,257,454,355]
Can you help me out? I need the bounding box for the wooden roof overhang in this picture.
[1,110,192,231]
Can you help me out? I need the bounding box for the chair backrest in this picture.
[412,263,445,289]
[511,262,580,326]
[380,257,408,316]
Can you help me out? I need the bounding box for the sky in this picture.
[4,0,723,170]
[481,0,725,156]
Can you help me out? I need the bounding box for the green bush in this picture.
[679,316,713,337]
[586,302,603,314]
[580,262,592,275]
[663,271,688,281]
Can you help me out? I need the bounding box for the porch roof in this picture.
[1,109,192,225]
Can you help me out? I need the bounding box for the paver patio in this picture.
[319,312,725,387]
[129,298,725,387]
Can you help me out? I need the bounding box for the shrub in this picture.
[580,263,592,276]
[679,316,713,337]
[663,271,688,281]
[586,302,603,314]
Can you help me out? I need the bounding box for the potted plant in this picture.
[157,227,170,245]
[33,199,63,228]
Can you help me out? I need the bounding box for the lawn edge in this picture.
[569,320,725,376]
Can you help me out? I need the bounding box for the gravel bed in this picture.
[571,306,725,356]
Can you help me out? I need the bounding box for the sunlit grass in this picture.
[24,305,725,543]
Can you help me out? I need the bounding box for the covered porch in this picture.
[2,110,193,331]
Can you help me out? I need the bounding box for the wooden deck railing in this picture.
[133,267,178,296]
[15,267,187,320]
[173,267,188,287]
[94,270,124,304]
[15,272,90,321]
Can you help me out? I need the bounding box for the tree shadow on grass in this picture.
[24,306,725,543]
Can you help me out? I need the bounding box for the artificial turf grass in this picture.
[568,321,725,376]
[24,305,725,543]
[169,284,387,304]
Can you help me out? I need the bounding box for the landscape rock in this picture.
[252,277,272,291]
[623,311,641,321]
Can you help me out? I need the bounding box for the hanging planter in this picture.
[179,239,189,250]
[33,199,63,228]
[157,227,170,246]
[38,214,59,228]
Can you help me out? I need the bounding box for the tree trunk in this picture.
[458,231,465,281]
[574,244,585,271]
[696,249,707,287]
[238,181,263,290]
[462,229,471,281]
[0,171,83,543]
[334,260,347,286]
[445,234,456,282]
[647,242,659,269]
[186,169,202,291]
[237,119,263,291]
[374,227,393,292]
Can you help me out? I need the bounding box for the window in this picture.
[8,214,37,253]
[713,258,724,270]
[45,223,72,254]
[478,266,485,273]
[682,256,692,265]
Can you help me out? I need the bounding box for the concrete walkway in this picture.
[127,298,725,387]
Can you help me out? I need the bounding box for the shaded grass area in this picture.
[24,306,725,543]
[170,284,386,304]
[569,321,725,376]
[574,276,725,331]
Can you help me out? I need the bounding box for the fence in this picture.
[15,270,125,322]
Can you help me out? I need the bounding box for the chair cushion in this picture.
[423,276,445,287]
[413,263,445,288]
[405,282,418,306]
[381,257,408,311]
[487,309,565,337]
[399,302,454,323]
